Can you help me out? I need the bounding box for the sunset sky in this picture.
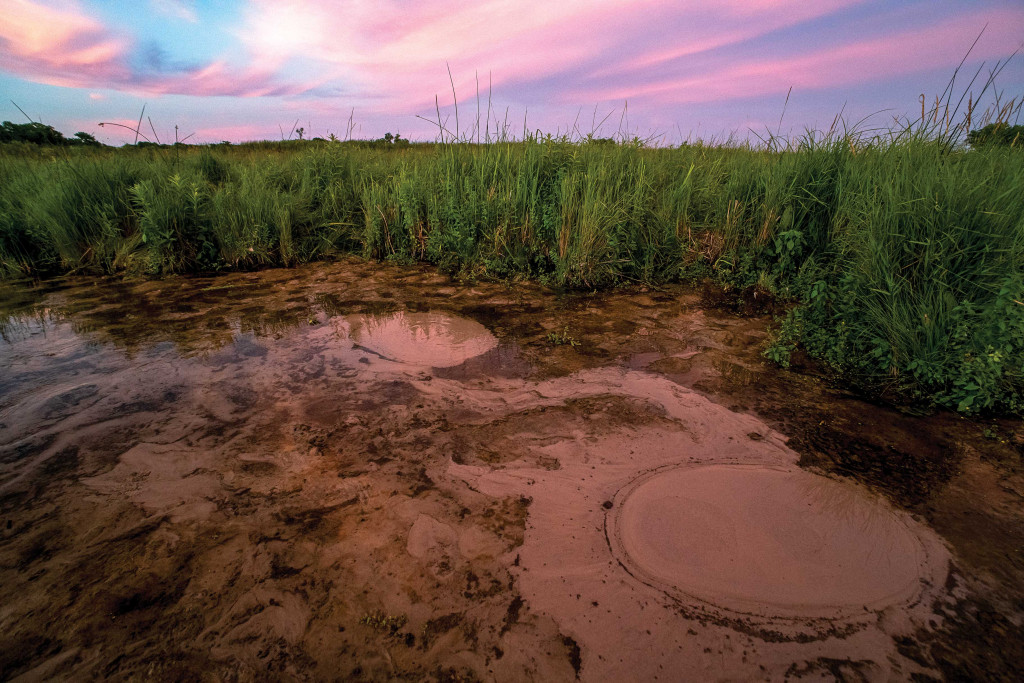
[1,0,1022,145]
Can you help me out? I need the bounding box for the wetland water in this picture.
[1,257,1022,681]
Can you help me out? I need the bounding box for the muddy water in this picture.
[1,257,1021,681]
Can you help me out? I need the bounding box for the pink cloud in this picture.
[237,0,631,100]
[595,1,864,77]
[0,0,131,87]
[3,0,1020,143]
[134,61,312,98]
[192,124,265,143]
[0,0,313,97]
[236,0,864,112]
[575,8,1024,105]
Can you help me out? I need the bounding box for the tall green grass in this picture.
[1,133,1021,414]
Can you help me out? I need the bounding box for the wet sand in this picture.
[1,257,1021,681]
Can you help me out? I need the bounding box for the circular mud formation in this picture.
[608,464,947,622]
[346,311,497,368]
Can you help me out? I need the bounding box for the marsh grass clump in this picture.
[1,103,1022,414]
[767,140,1024,414]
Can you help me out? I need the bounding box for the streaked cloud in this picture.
[233,0,869,111]
[0,0,131,88]
[0,0,311,96]
[192,123,264,142]
[151,0,198,23]
[0,0,1021,142]
[573,8,1024,105]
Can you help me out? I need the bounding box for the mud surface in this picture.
[1,257,1021,681]
[609,464,946,620]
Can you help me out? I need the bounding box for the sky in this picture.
[1,0,1022,145]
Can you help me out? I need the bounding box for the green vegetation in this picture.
[1,121,102,147]
[547,326,581,347]
[966,122,1024,148]
[360,611,408,634]
[1,121,1022,415]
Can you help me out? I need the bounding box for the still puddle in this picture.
[0,258,1020,681]
[608,464,942,621]
[345,311,498,367]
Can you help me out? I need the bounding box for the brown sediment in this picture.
[0,257,1021,681]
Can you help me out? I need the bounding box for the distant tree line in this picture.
[966,123,1024,148]
[4,116,1020,150]
[0,121,102,146]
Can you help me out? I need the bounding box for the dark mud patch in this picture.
[449,394,680,470]
[699,281,786,317]
[501,595,524,635]
[794,423,961,505]
[421,612,463,649]
[38,445,81,480]
[107,570,191,619]
[238,459,279,476]
[456,302,547,338]
[783,657,875,680]
[922,588,1024,681]
[15,530,64,571]
[0,433,56,467]
[0,634,63,680]
[313,292,400,317]
[562,635,582,677]
[276,499,358,537]
[41,383,100,420]
[229,333,269,358]
[117,387,185,416]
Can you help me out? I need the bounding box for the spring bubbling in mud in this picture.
[608,464,940,620]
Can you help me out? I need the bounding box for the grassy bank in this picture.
[1,135,1021,414]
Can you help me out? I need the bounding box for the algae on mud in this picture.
[1,258,1022,680]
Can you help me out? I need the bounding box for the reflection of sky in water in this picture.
[0,277,500,372]
[346,311,498,368]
